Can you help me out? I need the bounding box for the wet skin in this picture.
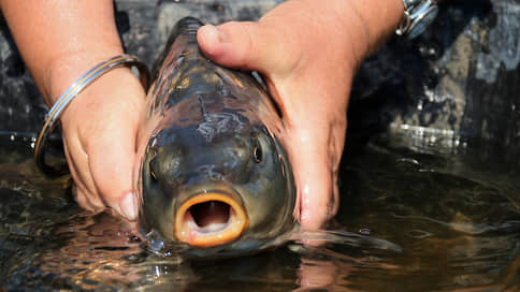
[136,18,297,257]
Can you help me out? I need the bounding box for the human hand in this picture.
[49,60,145,220]
[0,1,146,220]
[197,0,402,229]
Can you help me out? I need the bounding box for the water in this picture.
[0,132,519,291]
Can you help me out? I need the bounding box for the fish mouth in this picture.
[174,191,249,247]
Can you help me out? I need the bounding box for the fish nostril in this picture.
[149,169,158,184]
[253,142,263,163]
[148,156,160,185]
[189,201,230,231]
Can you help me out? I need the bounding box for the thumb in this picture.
[197,21,293,74]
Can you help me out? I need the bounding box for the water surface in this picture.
[0,132,519,291]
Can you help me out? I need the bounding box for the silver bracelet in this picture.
[34,54,150,176]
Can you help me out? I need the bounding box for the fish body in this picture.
[136,17,296,257]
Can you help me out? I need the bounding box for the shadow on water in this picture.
[0,132,519,291]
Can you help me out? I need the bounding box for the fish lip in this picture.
[174,188,249,248]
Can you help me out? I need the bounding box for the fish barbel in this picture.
[135,17,297,257]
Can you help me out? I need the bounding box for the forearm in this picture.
[0,0,124,105]
[346,0,404,58]
[275,0,403,68]
[252,0,403,100]
[321,0,404,67]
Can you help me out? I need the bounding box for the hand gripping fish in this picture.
[135,17,297,257]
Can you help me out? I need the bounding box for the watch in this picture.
[396,0,439,39]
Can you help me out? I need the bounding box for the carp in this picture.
[135,17,297,257]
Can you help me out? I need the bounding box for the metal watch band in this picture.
[396,0,439,39]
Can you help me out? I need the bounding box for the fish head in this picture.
[135,16,297,257]
[138,92,296,256]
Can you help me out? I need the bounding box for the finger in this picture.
[87,111,141,221]
[68,68,145,221]
[286,114,345,231]
[74,182,103,212]
[88,132,138,220]
[288,128,335,230]
[197,21,296,74]
[62,132,105,211]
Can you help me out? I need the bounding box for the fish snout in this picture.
[174,191,248,247]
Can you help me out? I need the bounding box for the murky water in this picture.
[0,132,519,291]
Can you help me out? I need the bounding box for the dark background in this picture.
[0,0,517,166]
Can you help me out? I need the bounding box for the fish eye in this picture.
[253,142,263,163]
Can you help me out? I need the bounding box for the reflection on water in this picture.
[0,132,519,291]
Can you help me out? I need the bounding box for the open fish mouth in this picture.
[174,191,249,247]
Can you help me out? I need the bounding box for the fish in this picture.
[134,17,297,258]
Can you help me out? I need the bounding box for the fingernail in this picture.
[119,192,138,220]
[202,25,227,45]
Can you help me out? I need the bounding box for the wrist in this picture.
[56,63,146,127]
[281,0,403,71]
[44,48,125,106]
[45,50,148,129]
[343,0,404,62]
